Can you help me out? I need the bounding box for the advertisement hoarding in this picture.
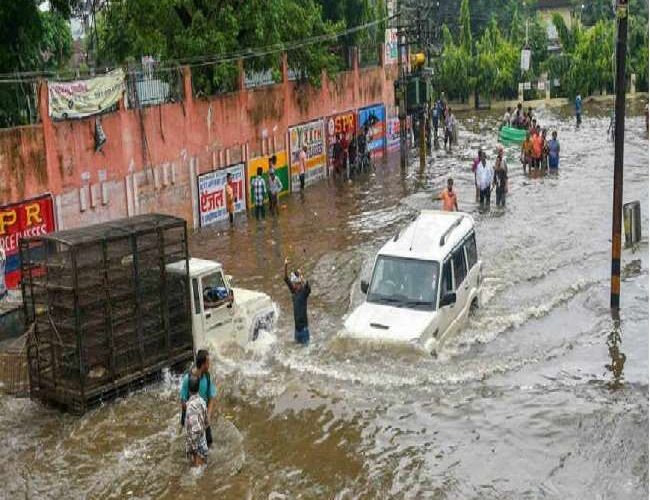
[0,194,56,289]
[247,151,290,205]
[288,119,326,191]
[358,104,386,159]
[386,116,401,153]
[326,110,356,176]
[197,163,246,227]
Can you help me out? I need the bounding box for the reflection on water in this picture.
[606,313,627,390]
[0,101,648,498]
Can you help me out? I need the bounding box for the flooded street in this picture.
[1,102,648,499]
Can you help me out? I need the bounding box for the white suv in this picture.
[343,210,482,354]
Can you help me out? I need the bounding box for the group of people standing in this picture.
[431,95,457,151]
[332,125,373,179]
[502,103,561,174]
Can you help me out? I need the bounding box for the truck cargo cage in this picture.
[20,214,194,414]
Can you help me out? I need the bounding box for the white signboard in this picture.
[197,163,246,227]
[520,49,531,72]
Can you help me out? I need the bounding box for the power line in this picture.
[0,13,397,83]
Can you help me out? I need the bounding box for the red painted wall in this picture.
[0,49,396,231]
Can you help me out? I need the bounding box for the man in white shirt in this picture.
[475,150,494,207]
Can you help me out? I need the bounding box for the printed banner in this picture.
[0,194,56,289]
[197,163,246,227]
[289,119,326,191]
[326,110,356,176]
[387,116,401,152]
[247,151,290,206]
[48,69,125,120]
[358,104,386,158]
[385,29,398,64]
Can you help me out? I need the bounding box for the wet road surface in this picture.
[1,101,648,499]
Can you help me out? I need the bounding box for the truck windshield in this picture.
[367,256,439,310]
[202,271,229,309]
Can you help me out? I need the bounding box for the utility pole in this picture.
[397,0,408,170]
[610,0,629,311]
[417,3,427,171]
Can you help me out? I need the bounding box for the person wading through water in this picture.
[180,350,217,453]
[434,177,459,212]
[494,145,508,207]
[225,173,237,226]
[284,257,311,345]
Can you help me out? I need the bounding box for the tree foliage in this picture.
[96,0,355,91]
[0,1,74,127]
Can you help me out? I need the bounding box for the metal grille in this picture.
[20,214,193,414]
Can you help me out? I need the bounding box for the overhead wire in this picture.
[0,13,397,83]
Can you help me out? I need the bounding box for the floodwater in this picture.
[1,101,648,499]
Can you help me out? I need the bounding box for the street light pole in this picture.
[610,0,628,311]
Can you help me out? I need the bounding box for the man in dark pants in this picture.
[284,257,311,345]
[180,349,217,448]
[251,166,267,220]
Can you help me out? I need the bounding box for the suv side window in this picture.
[441,259,454,294]
[465,233,478,270]
[452,247,467,286]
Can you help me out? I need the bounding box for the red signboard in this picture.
[0,194,56,289]
[326,110,356,176]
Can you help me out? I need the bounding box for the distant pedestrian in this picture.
[494,145,508,207]
[268,155,277,176]
[298,145,308,190]
[476,151,493,207]
[521,132,533,174]
[268,170,282,216]
[435,177,459,211]
[284,258,311,346]
[575,94,582,126]
[225,172,237,226]
[180,349,217,454]
[472,147,482,201]
[502,107,512,128]
[548,130,560,172]
[432,97,442,140]
[541,128,549,171]
[444,107,456,151]
[184,374,209,467]
[251,166,267,220]
[531,127,543,170]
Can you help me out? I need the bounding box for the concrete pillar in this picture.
[631,73,637,95]
[37,80,63,198]
[352,46,360,105]
[518,83,524,103]
[545,80,551,101]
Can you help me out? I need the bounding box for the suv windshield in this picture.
[367,256,439,310]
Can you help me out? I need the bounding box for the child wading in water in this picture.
[185,375,209,467]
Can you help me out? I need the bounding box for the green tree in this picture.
[437,25,472,101]
[0,1,74,127]
[458,0,472,55]
[567,20,615,96]
[97,0,343,91]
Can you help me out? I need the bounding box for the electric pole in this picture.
[610,0,628,311]
[397,0,408,170]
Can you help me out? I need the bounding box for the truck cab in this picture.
[166,258,275,351]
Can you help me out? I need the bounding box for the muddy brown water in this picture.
[1,102,648,499]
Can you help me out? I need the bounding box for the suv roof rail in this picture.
[439,215,463,247]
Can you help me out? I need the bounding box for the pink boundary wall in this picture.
[0,47,396,230]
